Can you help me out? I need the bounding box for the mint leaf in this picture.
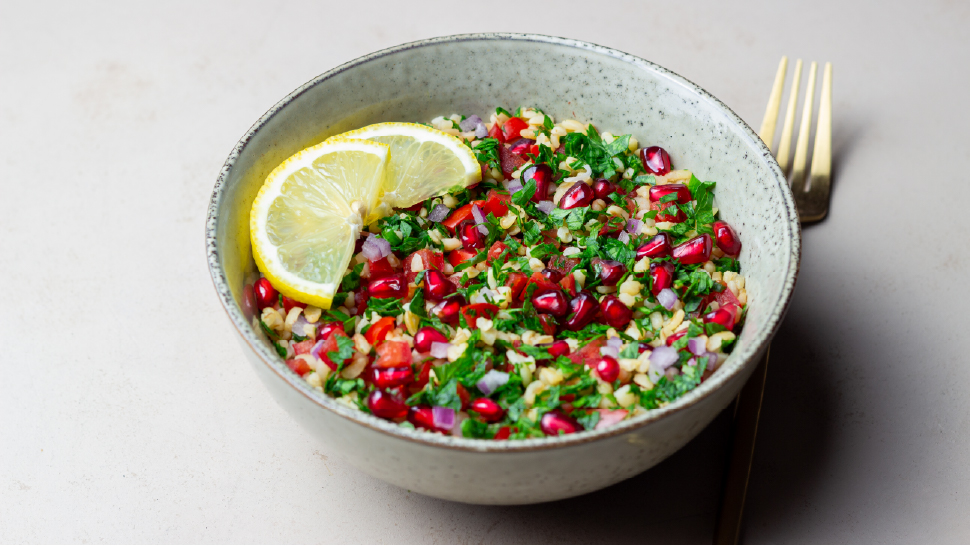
[512,179,537,207]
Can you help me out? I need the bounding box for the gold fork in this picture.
[714,56,832,544]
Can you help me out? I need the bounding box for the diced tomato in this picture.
[529,144,540,157]
[562,274,577,297]
[368,256,396,279]
[413,361,432,388]
[501,117,529,141]
[365,316,396,346]
[599,216,626,237]
[375,340,412,368]
[480,190,512,218]
[713,283,741,308]
[318,322,345,340]
[286,358,312,376]
[355,286,370,315]
[540,229,562,249]
[499,144,527,180]
[487,121,504,143]
[505,272,529,301]
[493,426,513,440]
[461,303,499,328]
[442,202,480,233]
[447,248,478,268]
[567,338,606,366]
[403,249,444,284]
[537,314,558,335]
[456,383,471,410]
[651,200,687,223]
[593,409,629,430]
[486,241,509,265]
[315,332,351,371]
[525,272,559,295]
[546,255,580,277]
[293,340,315,355]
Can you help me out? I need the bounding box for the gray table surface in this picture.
[2,0,968,542]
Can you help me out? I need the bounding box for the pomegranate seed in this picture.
[639,146,672,175]
[704,303,740,330]
[424,269,457,301]
[522,164,553,203]
[649,261,676,296]
[594,355,620,382]
[540,268,564,283]
[592,178,616,200]
[459,219,486,250]
[666,329,688,346]
[532,289,569,318]
[712,220,742,257]
[367,390,409,420]
[414,326,449,352]
[547,340,570,358]
[470,398,505,422]
[559,181,594,209]
[317,322,344,340]
[636,233,673,259]
[597,259,627,286]
[599,295,632,328]
[648,183,692,204]
[254,278,278,310]
[241,283,257,319]
[435,294,466,325]
[563,291,600,330]
[672,234,713,265]
[369,366,414,389]
[368,273,408,299]
[508,138,534,156]
[493,426,513,440]
[598,216,626,237]
[407,405,445,431]
[282,296,305,314]
[540,410,583,435]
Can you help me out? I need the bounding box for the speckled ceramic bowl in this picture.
[206,33,800,504]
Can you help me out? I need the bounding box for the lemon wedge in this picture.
[338,122,481,215]
[250,138,389,309]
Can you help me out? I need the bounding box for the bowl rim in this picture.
[205,32,801,453]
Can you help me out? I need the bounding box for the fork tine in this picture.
[758,56,788,151]
[774,59,802,174]
[798,62,833,222]
[790,61,818,192]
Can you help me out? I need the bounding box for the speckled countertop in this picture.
[2,1,969,542]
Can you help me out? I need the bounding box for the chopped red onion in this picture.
[626,219,641,233]
[705,352,721,370]
[432,406,455,430]
[607,336,623,350]
[361,235,391,260]
[600,345,619,359]
[428,204,450,223]
[657,288,678,310]
[536,200,555,214]
[687,337,706,356]
[647,366,664,384]
[474,123,488,139]
[649,345,679,371]
[476,369,510,395]
[430,341,452,359]
[618,231,630,244]
[459,115,482,132]
[293,315,317,338]
[507,180,523,194]
[471,204,485,224]
[310,339,326,360]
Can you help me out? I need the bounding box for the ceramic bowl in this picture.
[206,33,800,505]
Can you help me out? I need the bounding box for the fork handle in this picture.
[714,345,770,545]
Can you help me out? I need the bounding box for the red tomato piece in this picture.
[537,314,558,335]
[493,426,513,440]
[480,190,512,218]
[562,274,577,297]
[441,202,482,233]
[413,361,432,388]
[567,338,607,366]
[501,117,529,141]
[286,358,312,376]
[403,249,444,284]
[365,316,396,346]
[368,256,396,279]
[525,272,559,295]
[315,332,351,371]
[447,248,478,268]
[505,272,529,302]
[486,241,509,265]
[713,283,742,308]
[456,382,471,410]
[375,340,412,368]
[293,340,315,355]
[487,121,504,143]
[529,144,540,157]
[546,255,580,277]
[460,303,499,328]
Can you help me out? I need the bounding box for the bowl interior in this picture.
[207,34,800,448]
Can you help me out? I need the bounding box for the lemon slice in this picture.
[338,122,481,214]
[250,138,389,309]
